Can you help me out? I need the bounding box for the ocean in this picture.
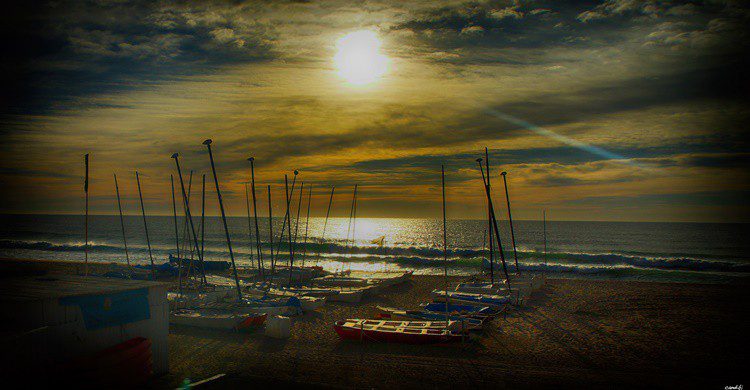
[1,214,748,284]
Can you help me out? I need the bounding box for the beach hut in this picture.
[0,275,168,383]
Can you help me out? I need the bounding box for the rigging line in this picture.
[135,171,155,280]
[113,173,130,268]
[171,175,182,295]
[203,139,242,300]
[301,184,312,271]
[245,182,255,269]
[290,182,304,286]
[274,172,298,263]
[318,186,335,257]
[248,157,264,279]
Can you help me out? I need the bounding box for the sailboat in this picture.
[375,306,484,331]
[332,165,463,345]
[333,319,463,344]
[170,309,266,331]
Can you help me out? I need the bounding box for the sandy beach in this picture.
[1,258,747,388]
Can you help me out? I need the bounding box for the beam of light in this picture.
[483,108,644,168]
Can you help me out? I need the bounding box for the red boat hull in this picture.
[236,313,267,331]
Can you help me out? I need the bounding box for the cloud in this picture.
[1,0,749,221]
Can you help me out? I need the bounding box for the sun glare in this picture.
[334,30,388,86]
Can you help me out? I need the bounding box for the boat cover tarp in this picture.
[59,288,151,330]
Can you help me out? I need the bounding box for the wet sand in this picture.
[1,258,747,388]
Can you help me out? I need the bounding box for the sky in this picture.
[1,0,748,222]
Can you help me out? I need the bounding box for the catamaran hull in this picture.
[170,311,266,331]
[334,322,462,345]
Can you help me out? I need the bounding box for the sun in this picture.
[334,30,388,86]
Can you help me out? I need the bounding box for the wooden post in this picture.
[202,140,242,300]
[135,171,155,279]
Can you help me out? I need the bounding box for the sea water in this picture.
[1,214,748,283]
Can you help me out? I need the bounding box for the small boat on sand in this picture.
[170,254,230,271]
[313,275,372,287]
[375,306,483,331]
[333,319,463,344]
[420,302,501,318]
[299,296,326,311]
[431,289,511,308]
[170,310,266,331]
[327,287,366,303]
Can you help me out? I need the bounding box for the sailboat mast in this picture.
[171,174,181,295]
[319,186,335,256]
[302,185,312,268]
[441,165,449,328]
[345,184,358,249]
[248,157,263,279]
[268,185,274,275]
[245,182,253,268]
[202,139,242,300]
[485,148,495,284]
[284,176,293,286]
[114,174,130,267]
[182,171,194,281]
[290,182,304,286]
[84,154,89,276]
[135,172,155,279]
[501,171,520,275]
[274,171,298,263]
[543,209,547,269]
[173,156,206,287]
[199,174,206,283]
[293,182,304,245]
[477,159,511,285]
[352,186,358,249]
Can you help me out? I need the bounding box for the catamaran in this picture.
[375,306,483,331]
[431,289,511,308]
[333,319,463,344]
[170,310,266,331]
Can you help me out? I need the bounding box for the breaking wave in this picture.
[2,239,748,275]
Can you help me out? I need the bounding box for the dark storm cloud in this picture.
[390,0,749,66]
[391,0,596,50]
[0,167,78,179]
[487,65,750,130]
[345,141,740,172]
